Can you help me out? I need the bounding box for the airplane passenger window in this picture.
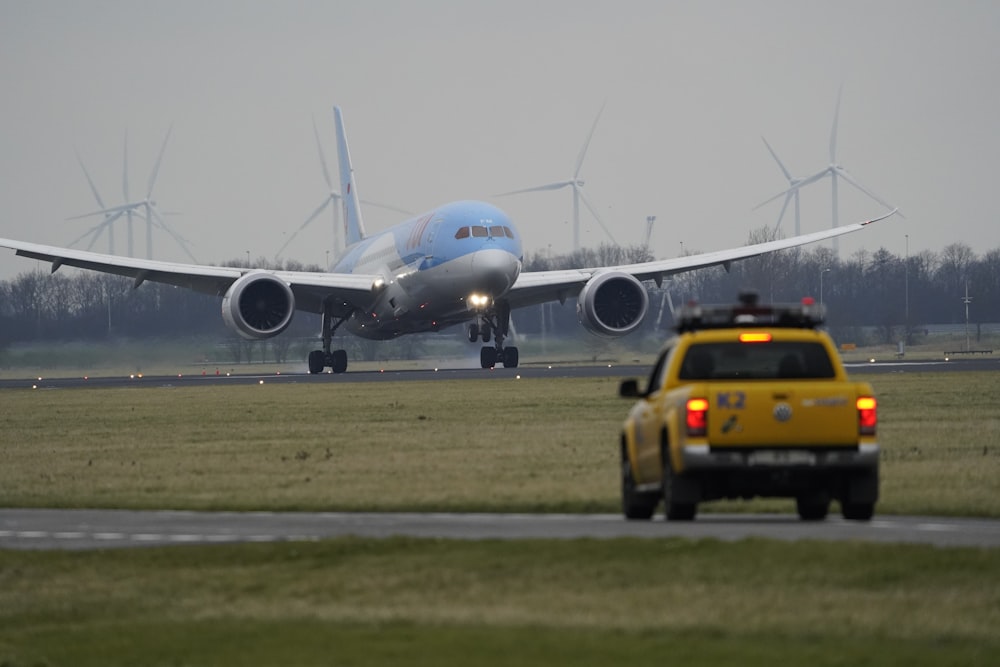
[471,226,489,237]
[454,227,470,239]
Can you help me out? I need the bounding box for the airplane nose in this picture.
[472,248,521,296]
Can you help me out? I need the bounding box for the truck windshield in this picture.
[678,342,835,380]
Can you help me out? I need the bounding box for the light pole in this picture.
[904,234,909,329]
[820,268,831,307]
[246,250,250,268]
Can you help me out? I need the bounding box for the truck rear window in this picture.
[678,342,835,380]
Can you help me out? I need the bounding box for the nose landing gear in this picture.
[470,300,518,369]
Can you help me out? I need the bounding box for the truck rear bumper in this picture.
[681,443,879,471]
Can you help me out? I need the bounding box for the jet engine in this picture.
[576,271,649,337]
[221,272,296,339]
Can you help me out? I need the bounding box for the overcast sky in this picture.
[1,1,998,280]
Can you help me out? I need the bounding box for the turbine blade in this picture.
[151,205,198,263]
[834,166,904,217]
[761,136,793,181]
[123,129,130,201]
[275,198,332,257]
[74,148,107,209]
[360,199,413,216]
[574,100,606,179]
[68,201,143,219]
[146,124,173,198]
[754,167,831,211]
[578,190,618,245]
[313,115,334,190]
[772,192,792,235]
[69,219,109,248]
[830,85,843,163]
[495,181,571,197]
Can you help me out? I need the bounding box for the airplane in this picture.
[0,107,897,374]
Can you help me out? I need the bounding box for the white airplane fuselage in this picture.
[333,199,523,339]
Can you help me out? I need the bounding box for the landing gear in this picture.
[474,300,518,369]
[308,308,351,374]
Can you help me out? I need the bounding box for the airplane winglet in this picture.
[860,208,899,226]
[334,106,368,245]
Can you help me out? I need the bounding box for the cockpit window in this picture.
[454,225,516,240]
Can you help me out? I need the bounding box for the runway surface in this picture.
[2,508,999,550]
[2,356,998,391]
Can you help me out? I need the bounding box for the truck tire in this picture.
[842,502,875,521]
[621,442,658,520]
[796,494,830,521]
[662,441,696,521]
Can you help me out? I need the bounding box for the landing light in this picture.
[468,293,491,308]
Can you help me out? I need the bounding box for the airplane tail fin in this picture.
[334,106,368,245]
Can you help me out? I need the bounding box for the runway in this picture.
[2,508,999,550]
[2,356,997,391]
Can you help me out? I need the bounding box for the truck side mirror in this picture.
[619,379,641,398]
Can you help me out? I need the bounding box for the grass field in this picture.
[1,371,999,516]
[1,538,999,666]
[2,369,999,665]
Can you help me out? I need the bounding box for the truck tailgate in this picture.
[706,382,858,447]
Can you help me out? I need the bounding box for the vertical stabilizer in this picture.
[334,106,368,244]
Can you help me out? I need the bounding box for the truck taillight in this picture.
[686,398,709,437]
[857,396,877,435]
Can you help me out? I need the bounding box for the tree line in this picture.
[1,237,997,352]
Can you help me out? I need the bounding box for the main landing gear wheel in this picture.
[307,349,349,374]
[480,345,519,369]
[308,350,325,374]
[309,306,351,374]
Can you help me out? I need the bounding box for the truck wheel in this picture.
[621,443,657,520]
[662,453,696,521]
[796,495,830,521]
[842,502,875,521]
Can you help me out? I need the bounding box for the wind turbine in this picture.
[753,136,806,236]
[755,87,901,252]
[495,103,617,252]
[69,126,196,262]
[275,117,412,263]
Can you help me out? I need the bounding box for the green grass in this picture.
[2,371,999,665]
[1,538,998,666]
[0,372,999,516]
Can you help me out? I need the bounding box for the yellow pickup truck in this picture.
[619,293,878,521]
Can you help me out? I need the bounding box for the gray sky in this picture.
[1,0,998,280]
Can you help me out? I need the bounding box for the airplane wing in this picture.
[0,238,380,315]
[505,209,897,309]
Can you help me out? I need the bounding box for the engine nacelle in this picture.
[221,272,295,339]
[576,271,649,337]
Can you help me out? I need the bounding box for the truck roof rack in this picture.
[674,291,826,333]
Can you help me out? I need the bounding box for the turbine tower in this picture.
[69,126,196,262]
[495,103,617,252]
[275,117,412,264]
[755,87,901,252]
